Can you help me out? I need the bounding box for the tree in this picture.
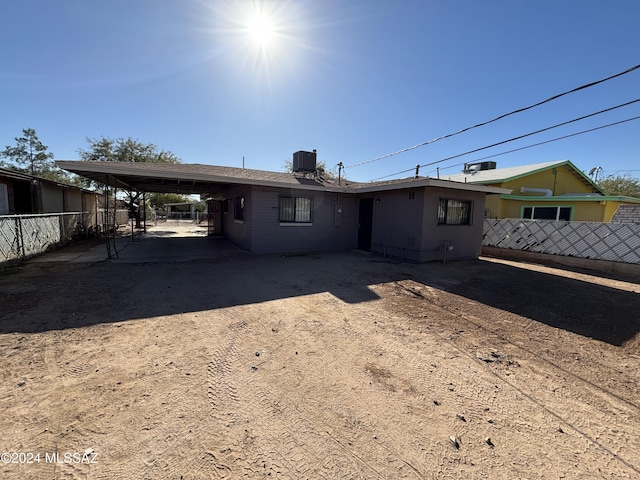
[1,128,67,181]
[78,137,182,227]
[78,137,181,164]
[598,175,640,198]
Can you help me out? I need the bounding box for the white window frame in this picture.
[522,205,572,221]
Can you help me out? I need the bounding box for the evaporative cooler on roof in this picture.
[292,150,317,173]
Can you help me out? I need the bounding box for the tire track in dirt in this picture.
[207,320,247,424]
[204,304,411,478]
[204,315,356,478]
[129,315,231,480]
[280,283,630,478]
[289,295,528,479]
[382,279,640,477]
[264,296,446,479]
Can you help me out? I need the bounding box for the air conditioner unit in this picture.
[293,150,317,173]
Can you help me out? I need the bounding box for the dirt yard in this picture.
[1,239,639,479]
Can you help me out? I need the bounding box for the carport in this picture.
[55,161,245,259]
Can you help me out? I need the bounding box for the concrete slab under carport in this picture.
[28,222,248,264]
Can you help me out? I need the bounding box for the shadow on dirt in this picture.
[1,247,638,347]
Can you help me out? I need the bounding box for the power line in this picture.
[345,63,640,169]
[423,116,640,178]
[368,107,640,181]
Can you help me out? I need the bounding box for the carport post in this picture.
[143,192,147,233]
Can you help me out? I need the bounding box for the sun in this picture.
[207,0,312,89]
[247,12,275,47]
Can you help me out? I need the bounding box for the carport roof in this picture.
[56,160,346,195]
[56,160,510,196]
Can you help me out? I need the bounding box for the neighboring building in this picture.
[57,155,509,262]
[442,160,640,222]
[164,202,196,219]
[0,167,98,223]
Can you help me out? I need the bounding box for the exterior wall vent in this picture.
[293,150,317,173]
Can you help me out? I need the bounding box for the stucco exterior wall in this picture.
[82,193,99,226]
[366,187,487,262]
[40,183,64,213]
[222,185,252,251]
[369,188,425,262]
[65,189,83,211]
[501,165,595,196]
[420,188,486,262]
[249,187,358,254]
[483,194,501,219]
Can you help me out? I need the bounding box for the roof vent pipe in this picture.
[520,186,552,196]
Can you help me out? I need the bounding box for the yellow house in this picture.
[442,160,640,222]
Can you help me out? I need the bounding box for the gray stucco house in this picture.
[57,154,508,262]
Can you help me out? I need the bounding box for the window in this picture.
[438,198,472,225]
[522,206,571,221]
[234,196,244,221]
[279,196,312,224]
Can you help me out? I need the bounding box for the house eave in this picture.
[354,178,510,195]
[500,194,640,203]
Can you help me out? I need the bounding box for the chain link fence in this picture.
[0,213,86,263]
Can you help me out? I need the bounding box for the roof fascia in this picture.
[562,160,607,194]
[354,178,510,194]
[500,194,640,203]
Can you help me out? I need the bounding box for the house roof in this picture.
[56,160,346,194]
[441,159,605,194]
[56,160,510,196]
[0,166,96,194]
[0,167,35,182]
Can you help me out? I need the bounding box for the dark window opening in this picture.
[438,198,472,225]
[522,206,572,221]
[234,196,244,221]
[279,196,312,223]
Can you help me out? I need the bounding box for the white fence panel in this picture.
[0,213,85,263]
[483,219,640,264]
[0,217,21,262]
[20,215,61,257]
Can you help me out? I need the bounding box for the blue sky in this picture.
[1,0,638,182]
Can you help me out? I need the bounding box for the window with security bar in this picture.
[279,196,312,224]
[438,198,472,225]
